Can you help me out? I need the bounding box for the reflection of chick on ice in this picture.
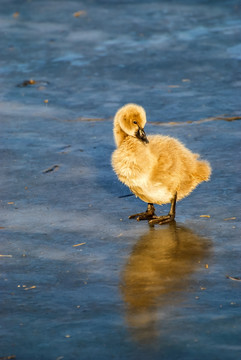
[112,103,211,224]
[120,224,211,343]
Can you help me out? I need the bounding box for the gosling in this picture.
[112,103,211,225]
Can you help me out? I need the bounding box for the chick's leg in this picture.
[129,203,156,221]
[149,193,177,226]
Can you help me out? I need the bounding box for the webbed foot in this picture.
[149,213,175,226]
[129,203,156,221]
[148,192,177,226]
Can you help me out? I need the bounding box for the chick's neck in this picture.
[114,122,129,147]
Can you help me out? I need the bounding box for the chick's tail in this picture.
[196,160,212,182]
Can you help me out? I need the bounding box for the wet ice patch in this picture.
[227,43,241,60]
[0,62,30,74]
[95,33,170,54]
[0,101,67,119]
[53,53,89,66]
[66,30,106,42]
[53,53,84,62]
[177,26,208,41]
[26,22,68,34]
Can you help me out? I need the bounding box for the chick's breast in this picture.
[112,137,152,187]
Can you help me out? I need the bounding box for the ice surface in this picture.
[0,1,241,359]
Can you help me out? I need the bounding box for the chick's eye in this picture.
[133,121,137,124]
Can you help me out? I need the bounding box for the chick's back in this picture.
[148,135,211,200]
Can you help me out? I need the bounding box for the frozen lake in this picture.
[0,0,241,359]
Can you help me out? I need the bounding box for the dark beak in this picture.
[136,127,149,144]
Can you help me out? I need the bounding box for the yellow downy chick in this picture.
[112,103,211,225]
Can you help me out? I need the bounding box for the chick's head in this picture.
[115,104,148,143]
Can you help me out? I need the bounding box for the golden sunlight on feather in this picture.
[112,103,211,225]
